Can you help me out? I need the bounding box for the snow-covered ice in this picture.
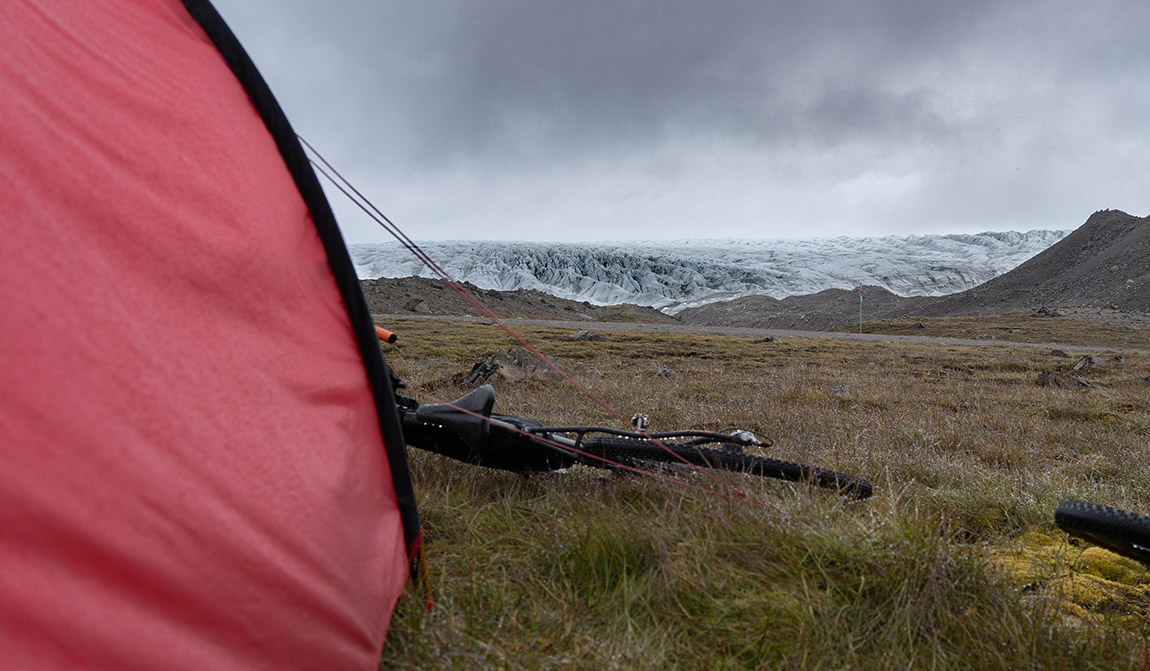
[350,230,1068,314]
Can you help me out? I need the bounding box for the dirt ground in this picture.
[364,274,1150,353]
[372,312,1150,355]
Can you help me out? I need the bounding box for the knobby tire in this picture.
[581,436,873,499]
[1055,500,1150,565]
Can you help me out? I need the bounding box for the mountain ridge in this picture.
[907,209,1149,316]
[676,210,1148,329]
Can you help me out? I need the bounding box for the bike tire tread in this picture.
[581,436,872,499]
[1055,500,1150,565]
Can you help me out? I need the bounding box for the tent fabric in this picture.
[180,0,420,547]
[0,1,417,668]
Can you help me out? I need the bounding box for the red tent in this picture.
[0,1,419,668]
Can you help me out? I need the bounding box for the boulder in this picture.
[570,329,605,341]
[463,347,559,387]
[1037,370,1105,390]
[1071,355,1103,373]
[404,298,430,314]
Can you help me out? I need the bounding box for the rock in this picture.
[910,322,925,329]
[412,358,453,367]
[1049,349,1070,358]
[404,298,430,314]
[830,384,851,395]
[654,368,676,379]
[1037,370,1105,390]
[570,329,604,341]
[583,367,604,377]
[758,335,778,343]
[463,347,558,386]
[1071,355,1103,373]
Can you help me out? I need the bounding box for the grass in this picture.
[846,311,1150,350]
[378,318,1150,670]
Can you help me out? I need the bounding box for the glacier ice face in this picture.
[350,231,1069,314]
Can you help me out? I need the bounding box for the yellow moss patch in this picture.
[991,530,1150,627]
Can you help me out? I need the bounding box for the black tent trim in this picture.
[180,0,420,551]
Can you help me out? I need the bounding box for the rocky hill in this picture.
[678,210,1148,329]
[360,276,676,323]
[902,209,1149,317]
[669,287,933,331]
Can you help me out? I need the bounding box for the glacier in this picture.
[350,231,1069,314]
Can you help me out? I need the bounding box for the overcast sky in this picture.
[210,0,1149,243]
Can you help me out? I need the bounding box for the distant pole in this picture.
[858,283,863,334]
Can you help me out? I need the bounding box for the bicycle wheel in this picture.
[1055,500,1150,565]
[580,436,873,499]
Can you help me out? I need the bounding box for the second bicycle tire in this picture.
[581,436,873,499]
[1055,500,1150,565]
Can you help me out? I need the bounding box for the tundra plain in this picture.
[377,315,1150,670]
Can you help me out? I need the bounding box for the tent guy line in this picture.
[303,136,762,502]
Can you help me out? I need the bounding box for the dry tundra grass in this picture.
[378,317,1150,670]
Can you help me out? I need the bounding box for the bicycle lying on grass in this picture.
[1056,500,1150,566]
[396,384,873,500]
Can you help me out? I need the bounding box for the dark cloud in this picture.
[355,1,990,161]
[212,0,1150,241]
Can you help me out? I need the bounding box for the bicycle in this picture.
[1055,500,1150,565]
[397,384,873,499]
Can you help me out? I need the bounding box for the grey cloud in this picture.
[211,0,1150,241]
[386,1,995,161]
